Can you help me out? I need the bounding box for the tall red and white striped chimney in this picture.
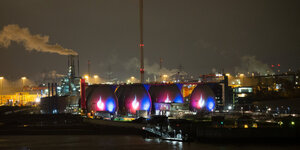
[139,0,144,83]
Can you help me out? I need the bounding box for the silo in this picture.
[86,85,118,113]
[115,84,151,115]
[190,84,216,112]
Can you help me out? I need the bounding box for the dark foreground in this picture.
[1,135,300,150]
[0,110,300,149]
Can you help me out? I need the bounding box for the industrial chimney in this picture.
[139,0,145,83]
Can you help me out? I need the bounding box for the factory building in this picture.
[148,84,184,116]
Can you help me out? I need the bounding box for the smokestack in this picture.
[159,58,163,70]
[80,79,87,112]
[77,55,80,77]
[51,83,54,97]
[55,83,58,96]
[88,60,91,78]
[159,58,163,81]
[139,0,144,83]
[68,55,75,78]
[48,83,50,97]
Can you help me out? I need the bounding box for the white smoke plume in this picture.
[235,55,274,75]
[0,24,78,55]
[124,57,186,77]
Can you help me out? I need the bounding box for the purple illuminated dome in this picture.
[148,84,184,104]
[86,85,118,113]
[190,84,215,112]
[115,84,151,115]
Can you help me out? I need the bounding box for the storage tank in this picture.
[115,84,151,115]
[86,85,118,113]
[190,84,216,112]
[148,84,184,104]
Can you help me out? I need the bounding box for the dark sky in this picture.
[0,0,299,82]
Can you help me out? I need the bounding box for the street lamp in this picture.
[20,77,27,106]
[84,75,89,80]
[21,77,26,91]
[93,75,99,84]
[93,75,99,79]
[239,74,244,85]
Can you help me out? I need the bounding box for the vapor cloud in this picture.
[124,57,186,77]
[235,55,274,75]
[0,24,78,55]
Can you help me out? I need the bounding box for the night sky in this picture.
[0,0,299,82]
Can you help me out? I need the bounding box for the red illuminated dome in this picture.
[190,84,215,112]
[86,85,118,113]
[148,84,184,104]
[115,84,151,115]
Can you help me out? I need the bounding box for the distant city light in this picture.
[21,77,27,80]
[215,73,222,77]
[35,97,41,103]
[291,121,295,126]
[93,75,99,79]
[252,123,258,128]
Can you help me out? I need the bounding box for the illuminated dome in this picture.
[148,84,184,104]
[190,84,215,111]
[86,85,118,113]
[115,84,151,115]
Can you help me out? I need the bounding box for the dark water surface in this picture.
[0,135,299,150]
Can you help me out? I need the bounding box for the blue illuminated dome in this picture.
[86,85,118,113]
[115,84,151,115]
[190,84,216,112]
[148,84,184,104]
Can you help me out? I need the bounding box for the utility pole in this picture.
[139,0,144,83]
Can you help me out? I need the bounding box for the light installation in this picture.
[97,96,105,111]
[127,94,151,114]
[106,97,117,112]
[206,97,215,111]
[96,96,117,112]
[148,84,184,104]
[132,96,140,111]
[86,85,118,114]
[120,85,152,115]
[190,84,215,111]
[141,93,151,111]
[197,95,205,108]
[164,94,171,103]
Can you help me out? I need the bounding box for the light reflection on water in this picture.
[145,138,183,150]
[0,135,299,150]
